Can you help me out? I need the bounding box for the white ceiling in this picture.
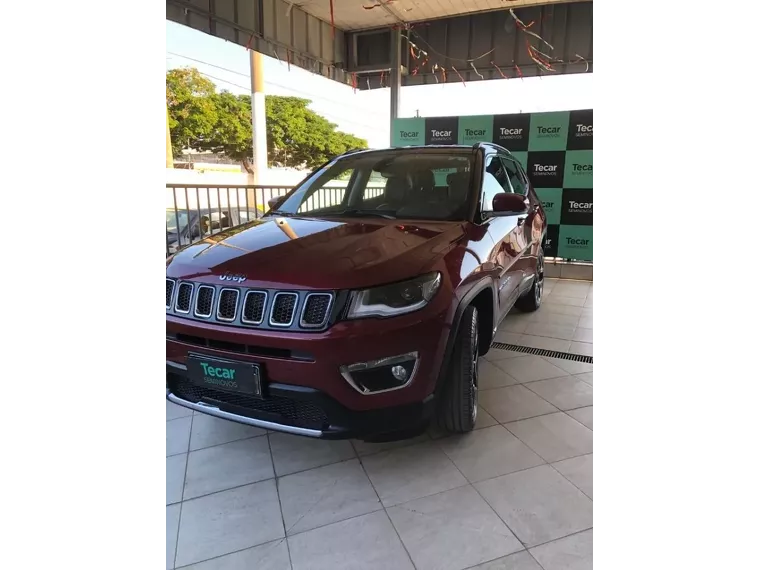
[290,0,579,32]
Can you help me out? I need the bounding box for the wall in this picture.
[391,110,593,261]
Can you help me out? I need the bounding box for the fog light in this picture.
[391,365,408,381]
[340,352,419,395]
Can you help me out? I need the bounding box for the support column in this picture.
[166,103,174,168]
[249,50,268,184]
[389,28,402,141]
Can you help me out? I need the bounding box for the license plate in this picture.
[186,355,262,397]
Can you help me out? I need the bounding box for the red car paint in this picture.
[166,144,546,438]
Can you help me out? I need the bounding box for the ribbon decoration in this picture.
[509,9,554,50]
[329,0,335,38]
[470,61,484,80]
[451,66,466,87]
[491,61,509,79]
[286,49,291,72]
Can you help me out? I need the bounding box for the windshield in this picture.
[271,150,474,221]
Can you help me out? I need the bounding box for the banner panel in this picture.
[390,109,593,261]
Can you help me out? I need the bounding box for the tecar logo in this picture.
[542,201,554,209]
[464,128,487,136]
[569,201,592,210]
[566,237,590,246]
[571,163,593,172]
[537,126,562,137]
[199,362,239,389]
[400,130,419,138]
[575,124,592,136]
[568,109,593,150]
[499,127,523,137]
[431,129,452,138]
[534,164,558,173]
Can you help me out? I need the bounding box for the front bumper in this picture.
[166,363,436,440]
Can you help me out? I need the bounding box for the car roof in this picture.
[333,142,514,160]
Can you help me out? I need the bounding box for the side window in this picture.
[485,156,514,193]
[481,172,506,211]
[501,156,527,195]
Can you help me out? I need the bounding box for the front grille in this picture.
[301,293,332,327]
[175,283,193,313]
[168,376,329,430]
[166,279,175,308]
[270,293,298,326]
[242,291,267,324]
[195,286,215,318]
[217,289,239,321]
[167,281,335,331]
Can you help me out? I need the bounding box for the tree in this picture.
[166,68,218,154]
[166,67,368,170]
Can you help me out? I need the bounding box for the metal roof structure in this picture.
[166,0,592,88]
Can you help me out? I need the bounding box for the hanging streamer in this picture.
[451,66,466,87]
[366,77,371,90]
[470,61,484,80]
[272,47,282,65]
[245,34,255,51]
[286,50,291,72]
[329,0,335,39]
[509,9,554,50]
[351,72,358,93]
[513,61,524,80]
[380,71,386,88]
[491,61,509,79]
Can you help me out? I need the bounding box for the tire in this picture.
[515,247,544,312]
[437,305,479,433]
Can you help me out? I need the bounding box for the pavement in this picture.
[166,277,593,570]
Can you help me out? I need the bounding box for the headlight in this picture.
[346,272,442,319]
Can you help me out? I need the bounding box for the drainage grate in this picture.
[490,342,593,363]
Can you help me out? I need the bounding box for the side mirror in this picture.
[268,196,285,210]
[491,192,527,214]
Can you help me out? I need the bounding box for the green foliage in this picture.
[166,67,368,168]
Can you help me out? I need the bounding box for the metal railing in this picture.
[166,183,385,256]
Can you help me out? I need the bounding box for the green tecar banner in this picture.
[391,110,593,261]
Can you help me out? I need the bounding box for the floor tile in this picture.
[352,432,430,456]
[287,511,413,570]
[543,296,585,307]
[543,357,593,376]
[189,414,266,452]
[506,413,593,463]
[524,323,577,341]
[529,530,593,570]
[484,348,524,361]
[181,539,291,570]
[549,283,590,299]
[175,480,285,567]
[167,416,192,457]
[475,407,499,429]
[572,328,593,343]
[279,459,381,535]
[578,316,593,329]
[269,433,355,476]
[439,425,544,483]
[569,342,593,357]
[525,376,593,411]
[480,360,519,389]
[575,368,601,388]
[167,504,180,570]
[552,454,593,499]
[498,316,531,334]
[516,334,572,352]
[387,485,522,570]
[539,304,584,317]
[166,453,187,505]
[567,406,593,430]
[468,551,542,569]
[475,465,593,547]
[361,442,467,507]
[526,312,581,328]
[583,297,592,308]
[494,330,522,344]
[183,437,274,500]
[480,385,558,423]
[167,400,193,421]
[492,356,567,383]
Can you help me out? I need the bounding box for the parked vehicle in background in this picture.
[166,143,546,441]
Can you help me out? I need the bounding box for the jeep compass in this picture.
[166,143,546,440]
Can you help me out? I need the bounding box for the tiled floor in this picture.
[166,278,593,570]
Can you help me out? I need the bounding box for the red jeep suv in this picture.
[166,143,546,441]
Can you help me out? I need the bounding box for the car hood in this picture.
[166,216,465,289]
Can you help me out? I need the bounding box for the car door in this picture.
[499,155,537,293]
[481,155,524,319]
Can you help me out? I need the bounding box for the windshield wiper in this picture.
[266,210,296,217]
[323,209,397,220]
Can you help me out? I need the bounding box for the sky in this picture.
[166,21,593,149]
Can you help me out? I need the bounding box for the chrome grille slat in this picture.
[242,291,267,325]
[194,285,215,318]
[216,288,240,322]
[166,279,176,309]
[270,292,298,327]
[300,293,333,328]
[175,282,193,313]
